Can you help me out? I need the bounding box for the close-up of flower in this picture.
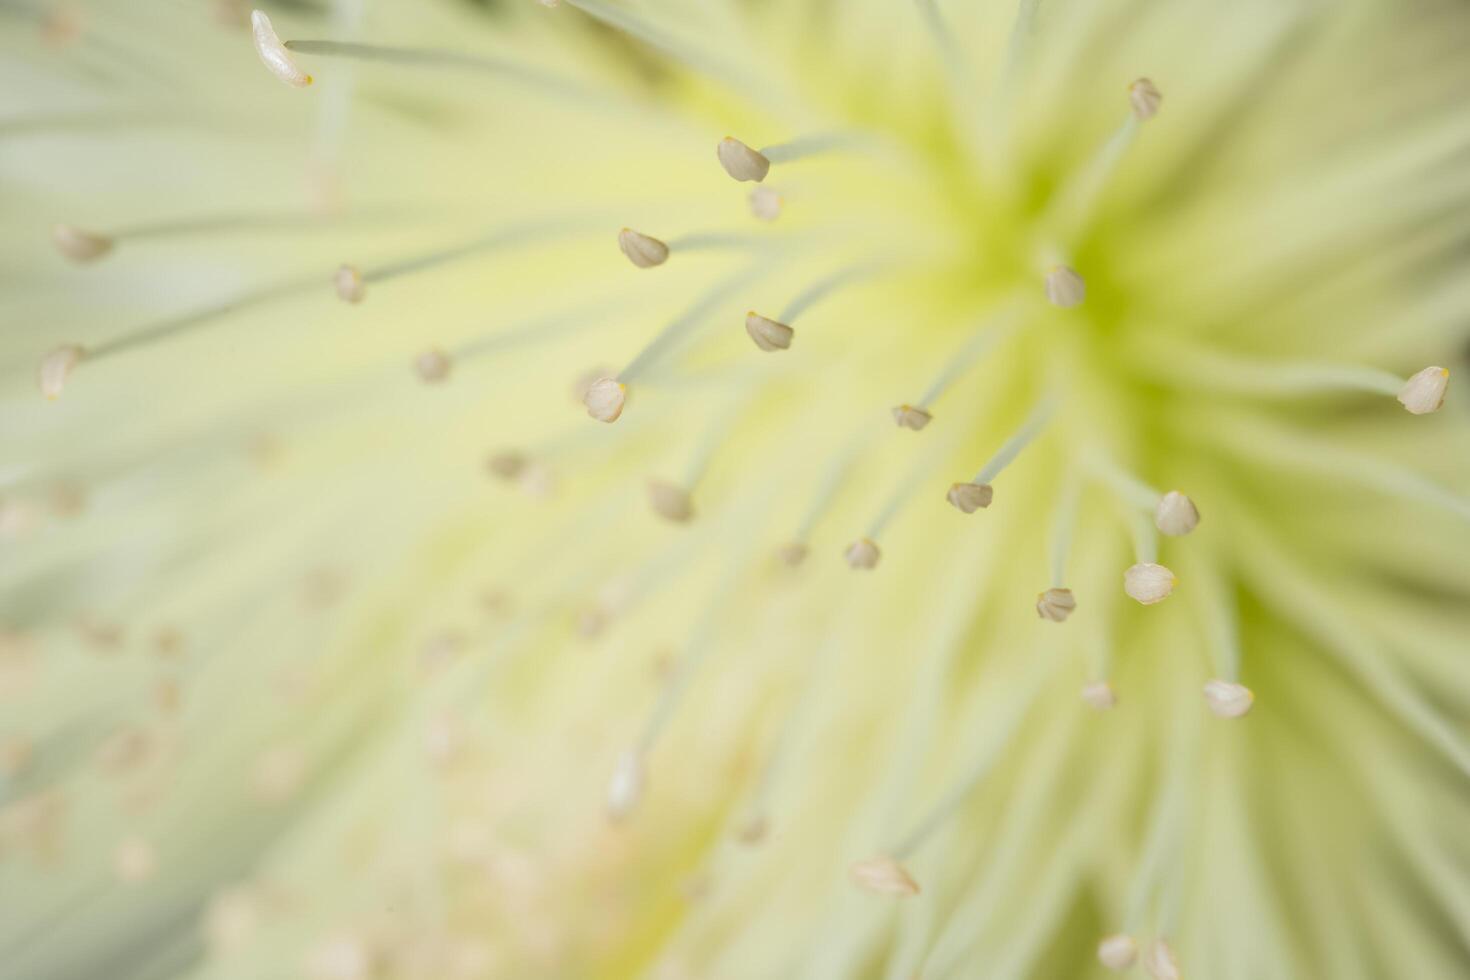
[3,0,1470,977]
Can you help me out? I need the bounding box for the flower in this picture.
[2,1,1468,978]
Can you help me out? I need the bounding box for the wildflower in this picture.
[5,1,1469,977]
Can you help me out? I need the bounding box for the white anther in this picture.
[844,537,881,570]
[487,451,527,481]
[607,749,646,822]
[1044,265,1086,308]
[618,228,669,269]
[1081,681,1117,710]
[250,10,312,87]
[52,223,113,262]
[414,348,453,383]
[1144,940,1181,980]
[1203,679,1254,718]
[38,345,85,400]
[1124,562,1176,604]
[1097,934,1138,970]
[1129,78,1162,121]
[749,186,782,221]
[334,264,365,303]
[1036,587,1077,622]
[849,856,920,896]
[946,482,993,513]
[744,311,794,352]
[735,813,768,844]
[584,377,627,423]
[892,404,933,431]
[717,137,771,182]
[1154,491,1199,536]
[1397,366,1449,415]
[777,541,808,566]
[647,480,695,523]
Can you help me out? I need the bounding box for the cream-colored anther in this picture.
[1124,562,1176,604]
[1098,934,1138,970]
[1398,366,1449,415]
[849,856,920,896]
[334,264,365,303]
[1154,491,1199,536]
[607,749,646,822]
[947,482,993,513]
[647,480,694,523]
[845,537,881,569]
[584,377,627,422]
[38,345,85,400]
[618,228,669,269]
[251,10,312,87]
[745,312,793,351]
[1044,265,1086,308]
[892,404,932,430]
[414,348,453,383]
[52,223,113,262]
[1203,679,1254,718]
[1129,78,1162,120]
[1036,587,1077,622]
[749,186,782,221]
[717,137,770,182]
[1081,681,1118,710]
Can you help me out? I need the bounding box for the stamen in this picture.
[1124,562,1176,605]
[1097,934,1138,970]
[51,223,112,263]
[617,228,669,269]
[1036,588,1076,622]
[251,10,312,87]
[904,309,1018,429]
[1081,681,1118,711]
[334,264,365,303]
[749,186,782,222]
[891,405,932,430]
[414,348,453,384]
[1144,940,1181,980]
[744,312,793,352]
[849,856,920,896]
[953,396,1055,507]
[1202,680,1254,719]
[1398,365,1450,415]
[844,537,881,570]
[1129,78,1163,121]
[584,377,627,422]
[38,345,85,400]
[647,480,695,523]
[1153,491,1200,537]
[1044,265,1086,308]
[717,137,771,183]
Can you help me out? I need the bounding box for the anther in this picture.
[584,376,627,422]
[1081,681,1117,710]
[251,10,313,87]
[1397,366,1449,415]
[334,264,365,303]
[777,541,809,566]
[1129,78,1162,121]
[487,450,527,481]
[1144,940,1181,980]
[844,537,881,570]
[38,344,85,399]
[849,855,920,896]
[946,482,993,513]
[735,813,769,845]
[607,749,646,822]
[1097,934,1138,970]
[52,223,113,263]
[1124,562,1176,604]
[618,228,669,269]
[1044,265,1086,308]
[113,835,157,883]
[1203,679,1254,718]
[745,312,793,352]
[717,137,771,182]
[647,480,695,523]
[749,186,782,221]
[1154,491,1200,536]
[1036,587,1076,622]
[414,348,453,383]
[892,404,933,431]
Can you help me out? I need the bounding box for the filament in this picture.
[972,396,1055,483]
[1048,469,1080,588]
[914,308,1019,410]
[618,261,771,383]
